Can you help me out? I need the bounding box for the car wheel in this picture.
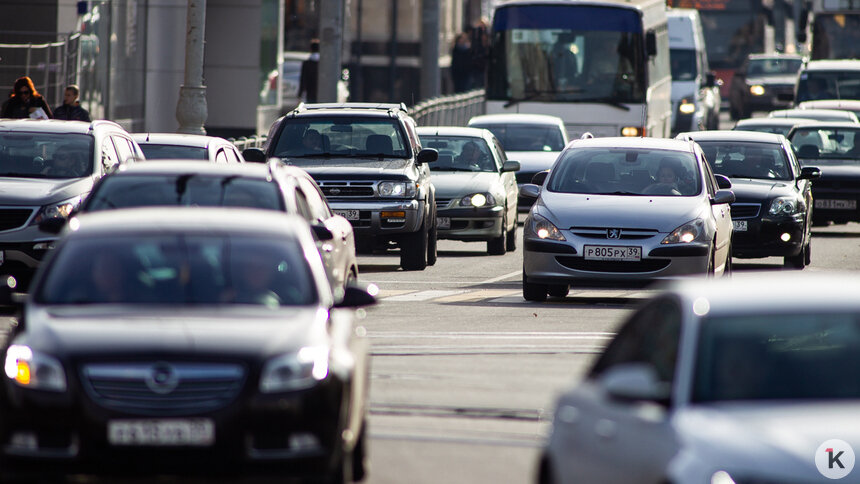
[784,243,806,270]
[523,272,547,302]
[426,217,438,266]
[730,103,740,121]
[487,214,507,255]
[505,215,517,252]
[400,222,428,271]
[538,453,557,484]
[805,239,812,266]
[547,284,569,298]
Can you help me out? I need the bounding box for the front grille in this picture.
[731,203,761,219]
[318,181,375,197]
[0,208,35,231]
[556,256,670,273]
[569,226,658,240]
[436,197,453,208]
[82,362,246,416]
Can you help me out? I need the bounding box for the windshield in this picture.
[812,14,860,60]
[470,124,565,152]
[546,148,701,196]
[698,10,765,70]
[86,175,284,211]
[789,127,860,163]
[796,71,860,103]
[0,132,93,179]
[487,5,645,104]
[36,234,316,307]
[423,136,497,172]
[272,117,411,162]
[670,49,697,81]
[139,144,208,160]
[746,57,803,76]
[692,313,860,402]
[698,141,793,180]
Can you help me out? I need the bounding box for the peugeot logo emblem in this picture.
[607,228,622,239]
[145,362,179,395]
[329,188,341,195]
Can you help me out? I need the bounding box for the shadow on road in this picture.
[358,263,402,273]
[811,231,860,238]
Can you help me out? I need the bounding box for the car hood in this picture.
[509,151,561,174]
[23,306,327,360]
[536,192,706,232]
[726,178,795,202]
[672,402,860,482]
[290,158,416,180]
[0,176,93,206]
[746,75,796,86]
[431,172,500,198]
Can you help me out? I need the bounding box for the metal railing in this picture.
[0,33,80,107]
[229,135,268,152]
[409,89,486,127]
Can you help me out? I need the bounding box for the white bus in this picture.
[485,0,672,139]
[807,0,860,60]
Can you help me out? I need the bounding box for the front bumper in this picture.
[436,205,504,241]
[731,215,805,258]
[0,223,60,283]
[327,198,424,237]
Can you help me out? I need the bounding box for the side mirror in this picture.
[799,166,821,180]
[242,148,267,163]
[502,161,521,173]
[712,189,735,205]
[38,217,67,235]
[417,148,439,164]
[645,31,657,57]
[599,363,670,404]
[705,72,717,88]
[311,224,334,241]
[333,282,378,308]
[519,184,541,199]
[714,174,732,189]
[531,170,550,186]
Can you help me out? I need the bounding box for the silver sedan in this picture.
[539,272,860,484]
[521,137,734,301]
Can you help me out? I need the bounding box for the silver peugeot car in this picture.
[520,137,734,301]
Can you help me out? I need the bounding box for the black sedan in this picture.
[729,54,803,120]
[0,208,374,482]
[678,131,820,268]
[787,121,860,226]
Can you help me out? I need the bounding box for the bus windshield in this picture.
[812,14,860,60]
[487,5,645,104]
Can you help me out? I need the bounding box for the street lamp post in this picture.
[176,0,207,135]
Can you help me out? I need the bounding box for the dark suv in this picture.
[246,103,439,270]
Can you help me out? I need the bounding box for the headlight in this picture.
[769,197,798,216]
[4,345,67,392]
[529,214,565,241]
[33,196,81,224]
[749,84,765,96]
[679,99,696,114]
[711,471,737,484]
[259,346,329,393]
[378,181,416,197]
[662,219,706,244]
[459,193,496,207]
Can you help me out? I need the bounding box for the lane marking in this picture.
[433,289,520,303]
[384,290,467,302]
[377,289,416,298]
[479,270,521,284]
[369,331,614,339]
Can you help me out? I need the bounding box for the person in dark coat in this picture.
[1,76,52,119]
[451,32,473,93]
[53,84,91,122]
[299,39,320,103]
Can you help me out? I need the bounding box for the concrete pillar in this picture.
[318,0,344,103]
[176,0,208,134]
[421,0,441,101]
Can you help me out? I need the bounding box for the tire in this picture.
[426,219,438,266]
[487,215,507,255]
[505,215,517,252]
[805,239,812,266]
[729,103,740,121]
[523,272,547,302]
[784,243,806,270]
[547,284,569,298]
[400,222,428,271]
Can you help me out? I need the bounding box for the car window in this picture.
[139,144,208,160]
[470,123,566,152]
[423,136,497,173]
[294,189,313,220]
[298,178,332,221]
[215,149,229,164]
[112,136,135,163]
[492,138,508,165]
[789,127,860,164]
[698,141,793,180]
[228,147,243,163]
[0,132,94,179]
[272,117,411,161]
[700,153,717,196]
[101,137,120,174]
[35,234,317,307]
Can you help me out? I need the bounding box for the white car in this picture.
[768,108,859,123]
[132,133,245,163]
[539,272,860,484]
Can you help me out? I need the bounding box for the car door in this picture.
[786,141,813,240]
[552,296,682,483]
[700,150,732,269]
[492,136,518,228]
[298,177,355,289]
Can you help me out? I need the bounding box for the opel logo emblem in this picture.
[145,362,179,394]
[329,187,341,195]
[607,228,621,239]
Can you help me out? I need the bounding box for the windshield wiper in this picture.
[279,152,335,159]
[604,191,643,196]
[504,90,556,109]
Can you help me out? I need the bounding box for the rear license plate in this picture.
[334,209,360,220]
[583,245,641,261]
[108,419,215,446]
[815,199,857,210]
[732,220,748,232]
[437,217,451,229]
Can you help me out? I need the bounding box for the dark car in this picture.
[729,54,804,120]
[76,161,358,295]
[0,208,374,482]
[787,121,860,225]
[245,103,439,271]
[678,130,820,268]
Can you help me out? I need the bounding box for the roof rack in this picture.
[293,102,407,114]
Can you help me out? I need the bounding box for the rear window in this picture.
[789,127,860,163]
[697,141,793,180]
[139,144,208,160]
[470,123,565,152]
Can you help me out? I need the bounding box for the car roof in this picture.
[566,136,695,152]
[798,100,860,109]
[802,59,860,72]
[788,120,860,130]
[679,130,785,144]
[734,117,810,127]
[0,119,120,134]
[416,126,491,138]
[468,113,565,127]
[287,102,405,118]
[769,108,858,120]
[113,160,271,177]
[132,133,230,148]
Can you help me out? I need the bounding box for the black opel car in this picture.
[678,131,820,268]
[0,208,374,483]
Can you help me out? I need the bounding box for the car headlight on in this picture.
[459,193,496,207]
[4,345,67,392]
[769,197,798,216]
[259,346,330,393]
[662,219,706,244]
[529,214,566,241]
[33,196,81,224]
[378,181,416,197]
[711,471,737,484]
[679,99,696,114]
[749,84,765,96]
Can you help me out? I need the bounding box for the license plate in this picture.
[815,199,857,210]
[583,245,641,261]
[437,217,451,229]
[108,419,215,446]
[334,209,360,221]
[732,220,748,232]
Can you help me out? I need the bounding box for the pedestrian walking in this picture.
[469,19,490,89]
[299,39,320,103]
[53,84,91,122]
[1,76,52,119]
[451,32,473,93]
